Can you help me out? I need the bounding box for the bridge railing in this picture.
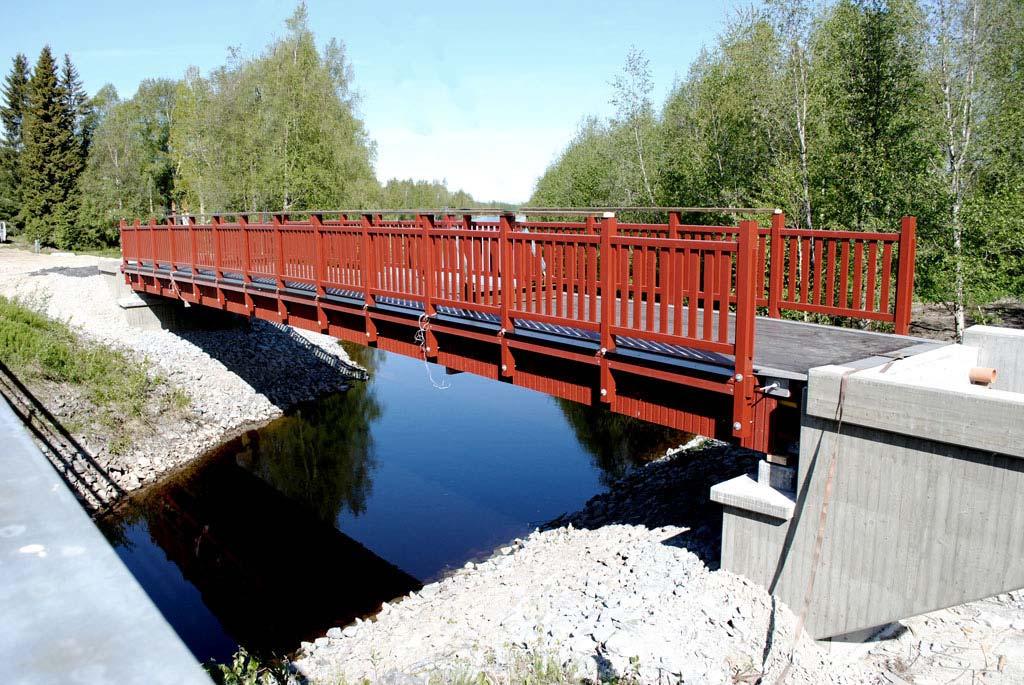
[120,210,916,335]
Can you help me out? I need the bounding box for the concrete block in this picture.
[757,459,795,492]
[710,473,795,521]
[964,325,1024,394]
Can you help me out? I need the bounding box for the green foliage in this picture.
[532,0,1024,312]
[0,53,30,224]
[379,178,477,209]
[171,4,378,215]
[14,3,479,249]
[244,355,381,521]
[77,80,177,245]
[205,648,291,685]
[0,295,188,453]
[16,47,87,248]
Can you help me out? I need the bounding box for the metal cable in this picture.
[414,313,450,390]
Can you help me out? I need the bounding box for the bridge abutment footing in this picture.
[712,325,1024,639]
[100,259,248,332]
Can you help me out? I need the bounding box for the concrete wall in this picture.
[722,414,1024,638]
[718,331,1024,638]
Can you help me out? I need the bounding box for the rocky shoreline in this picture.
[293,441,1024,685]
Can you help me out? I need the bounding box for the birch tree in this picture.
[927,0,986,341]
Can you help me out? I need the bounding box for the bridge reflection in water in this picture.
[99,344,689,664]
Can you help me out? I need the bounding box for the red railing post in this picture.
[732,219,758,442]
[599,211,618,403]
[499,211,516,378]
[360,213,378,343]
[119,219,128,273]
[144,218,154,271]
[211,215,223,280]
[238,214,252,283]
[420,213,436,317]
[187,215,198,275]
[272,213,285,289]
[419,213,438,357]
[768,210,784,318]
[894,215,916,335]
[310,212,326,296]
[585,215,597,235]
[669,210,681,239]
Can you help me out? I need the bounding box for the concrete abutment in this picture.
[713,325,1024,638]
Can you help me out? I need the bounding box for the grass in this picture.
[0,295,189,454]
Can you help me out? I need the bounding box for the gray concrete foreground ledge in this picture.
[0,397,210,684]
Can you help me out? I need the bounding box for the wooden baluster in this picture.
[239,215,252,283]
[894,216,916,335]
[166,217,176,272]
[211,216,223,280]
[188,215,198,276]
[145,218,155,272]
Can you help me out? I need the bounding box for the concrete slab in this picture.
[0,398,210,684]
[805,345,1024,458]
[710,473,795,521]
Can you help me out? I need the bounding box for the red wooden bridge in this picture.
[120,208,920,454]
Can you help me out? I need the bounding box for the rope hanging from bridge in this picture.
[414,313,450,391]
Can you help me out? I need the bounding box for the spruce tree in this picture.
[19,46,80,246]
[60,54,90,161]
[0,53,30,222]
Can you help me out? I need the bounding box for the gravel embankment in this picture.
[295,442,1024,684]
[0,247,359,503]
[294,523,865,685]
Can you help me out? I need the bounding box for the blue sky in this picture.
[5,1,733,202]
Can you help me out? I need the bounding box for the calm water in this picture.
[98,344,685,664]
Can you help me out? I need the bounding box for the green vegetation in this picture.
[533,0,1024,341]
[0,1,1019,342]
[205,648,293,685]
[0,295,188,453]
[205,645,590,685]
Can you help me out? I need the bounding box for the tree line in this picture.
[0,4,482,249]
[532,0,1023,340]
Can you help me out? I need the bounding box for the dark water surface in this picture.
[98,344,685,664]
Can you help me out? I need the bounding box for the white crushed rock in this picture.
[294,524,869,684]
[0,247,359,498]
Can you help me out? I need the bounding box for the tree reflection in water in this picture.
[555,399,691,485]
[237,342,384,522]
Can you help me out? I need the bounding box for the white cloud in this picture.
[369,125,571,204]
